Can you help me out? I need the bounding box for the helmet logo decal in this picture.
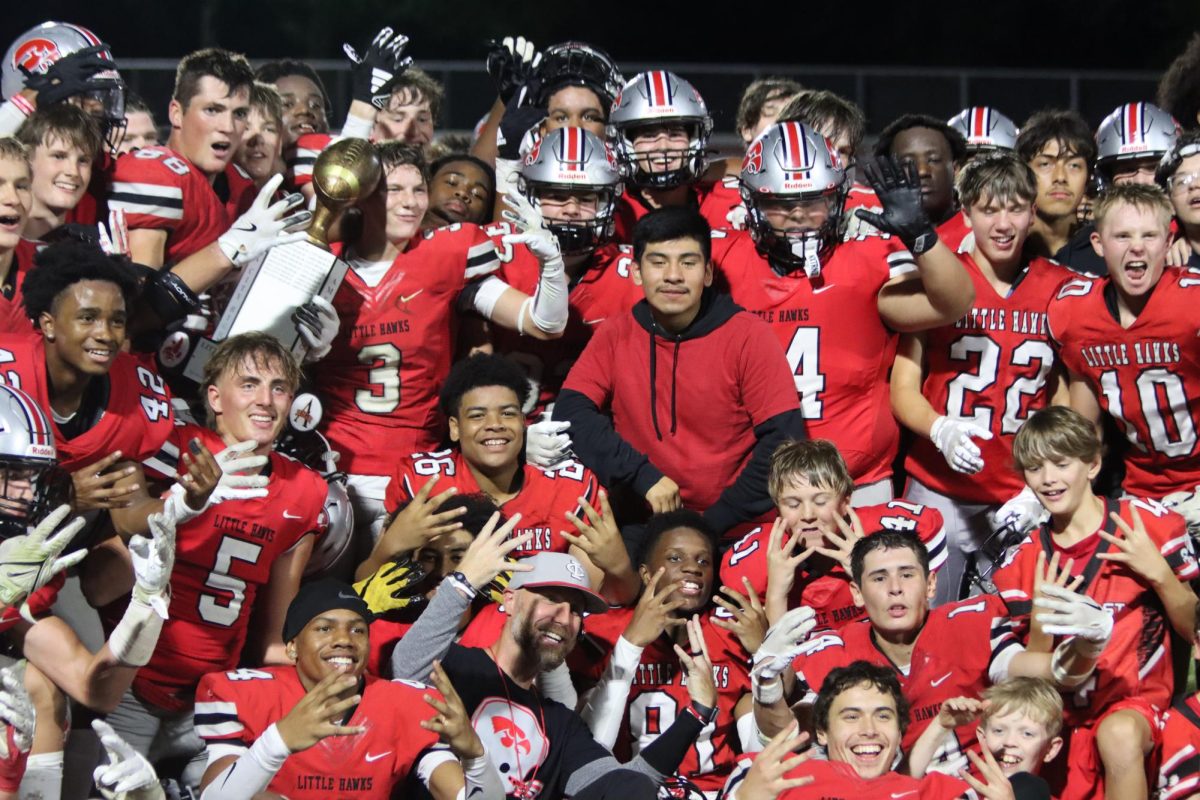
[13,39,60,76]
[643,70,675,110]
[742,139,764,175]
[779,122,814,184]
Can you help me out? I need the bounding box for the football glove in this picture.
[486,36,541,104]
[293,295,340,363]
[930,415,993,474]
[344,28,412,109]
[525,418,572,468]
[486,560,517,604]
[855,156,939,255]
[92,719,164,800]
[354,557,428,614]
[0,504,86,612]
[217,174,311,268]
[129,512,175,618]
[992,486,1048,537]
[19,44,114,107]
[1162,486,1200,538]
[0,663,33,760]
[1035,583,1113,654]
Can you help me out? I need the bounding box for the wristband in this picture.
[1051,638,1098,689]
[108,596,164,666]
[689,700,718,725]
[163,483,204,526]
[445,572,478,600]
[9,96,34,117]
[908,230,939,257]
[751,674,783,705]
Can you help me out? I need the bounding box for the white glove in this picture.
[726,204,748,231]
[930,415,993,474]
[129,512,175,619]
[0,664,33,759]
[526,418,572,467]
[293,295,340,362]
[165,439,270,526]
[97,208,130,257]
[217,174,312,268]
[752,606,817,685]
[1162,486,1200,535]
[501,192,568,335]
[1035,583,1113,652]
[0,504,87,611]
[92,719,164,800]
[992,486,1048,536]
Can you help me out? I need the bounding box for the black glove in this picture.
[20,44,114,107]
[485,36,541,104]
[855,156,939,256]
[343,27,413,109]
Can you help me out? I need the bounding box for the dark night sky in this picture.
[6,1,1199,69]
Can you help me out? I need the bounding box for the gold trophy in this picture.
[180,139,382,383]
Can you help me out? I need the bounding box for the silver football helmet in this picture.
[520,126,622,255]
[0,384,66,538]
[740,121,846,278]
[1095,102,1179,178]
[303,477,355,579]
[948,106,1018,153]
[609,70,712,190]
[2,21,126,154]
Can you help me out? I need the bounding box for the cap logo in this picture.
[565,558,586,581]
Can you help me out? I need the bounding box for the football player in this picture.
[993,406,1199,800]
[1015,110,1095,263]
[234,82,285,190]
[254,60,330,148]
[1161,132,1200,267]
[0,138,36,334]
[891,151,1074,604]
[1047,184,1200,522]
[488,126,640,420]
[309,142,567,543]
[108,48,310,308]
[195,579,506,800]
[735,78,805,151]
[608,71,731,241]
[424,154,495,228]
[367,352,638,602]
[0,240,174,520]
[116,93,159,155]
[556,207,806,536]
[713,121,975,503]
[720,439,946,631]
[15,103,100,240]
[96,333,328,791]
[576,510,754,795]
[1156,604,1200,800]
[756,531,1109,777]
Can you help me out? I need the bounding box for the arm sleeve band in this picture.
[536,660,578,710]
[580,636,644,748]
[107,597,163,667]
[340,113,374,140]
[199,723,289,800]
[470,276,509,320]
[527,254,568,335]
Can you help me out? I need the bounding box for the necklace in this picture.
[486,645,547,799]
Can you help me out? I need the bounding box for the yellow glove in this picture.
[485,559,517,604]
[354,557,428,614]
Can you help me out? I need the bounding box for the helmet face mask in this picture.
[0,384,64,539]
[610,71,713,190]
[532,42,623,111]
[740,121,847,277]
[520,126,622,256]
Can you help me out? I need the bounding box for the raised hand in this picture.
[178,439,269,515]
[855,156,938,255]
[816,508,866,574]
[377,475,466,556]
[0,504,86,610]
[1034,583,1112,653]
[129,512,176,618]
[420,661,484,759]
[764,518,815,622]
[485,36,541,104]
[344,28,413,109]
[354,557,428,615]
[455,512,533,590]
[561,491,631,576]
[961,746,1017,800]
[623,567,685,647]
[0,664,33,761]
[293,296,340,363]
[72,450,139,511]
[20,44,114,107]
[1097,505,1175,585]
[992,485,1048,536]
[734,721,814,800]
[673,616,717,709]
[712,580,768,654]
[275,670,365,752]
[91,719,163,800]
[752,606,818,687]
[501,191,562,265]
[217,174,311,268]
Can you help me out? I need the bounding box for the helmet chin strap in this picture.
[790,237,823,279]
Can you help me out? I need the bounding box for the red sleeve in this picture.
[286,134,335,188]
[1130,498,1200,581]
[560,319,619,407]
[108,148,189,231]
[735,316,801,426]
[462,223,502,282]
[719,524,771,597]
[194,670,266,746]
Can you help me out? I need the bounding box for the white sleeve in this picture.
[0,98,32,136]
[471,276,510,319]
[199,724,289,800]
[579,636,644,749]
[340,111,375,140]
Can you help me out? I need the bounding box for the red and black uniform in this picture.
[719,501,947,630]
[612,183,737,244]
[905,255,1074,504]
[486,223,641,417]
[384,448,599,558]
[286,133,336,190]
[1048,267,1200,497]
[791,594,1023,775]
[572,606,751,794]
[0,239,38,335]
[711,229,915,485]
[557,291,804,534]
[992,497,1196,800]
[0,333,173,470]
[1159,694,1200,800]
[195,666,445,800]
[109,147,255,265]
[136,425,328,712]
[320,225,500,477]
[726,759,968,800]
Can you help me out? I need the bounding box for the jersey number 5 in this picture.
[198,536,263,627]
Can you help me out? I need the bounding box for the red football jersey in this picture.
[1048,267,1200,497]
[905,255,1074,504]
[488,224,641,416]
[576,606,751,793]
[612,183,734,244]
[719,501,947,630]
[0,334,173,471]
[136,425,328,711]
[195,666,443,800]
[319,224,500,475]
[108,147,255,265]
[286,133,336,188]
[384,448,599,557]
[1158,694,1200,800]
[841,183,881,216]
[992,497,1197,726]
[711,229,915,484]
[0,239,37,335]
[770,758,967,800]
[792,593,1022,775]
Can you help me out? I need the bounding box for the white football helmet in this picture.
[1095,102,1179,178]
[609,70,712,190]
[948,106,1018,153]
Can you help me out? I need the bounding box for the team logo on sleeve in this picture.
[473,698,548,796]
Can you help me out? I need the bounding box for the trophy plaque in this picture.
[180,138,382,383]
